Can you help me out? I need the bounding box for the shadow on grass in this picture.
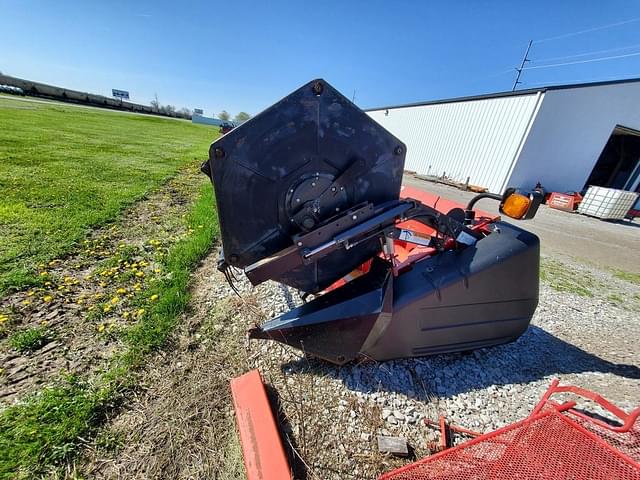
[280,325,640,400]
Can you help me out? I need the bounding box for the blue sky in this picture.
[2,0,640,117]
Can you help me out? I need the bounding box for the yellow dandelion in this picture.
[150,294,159,301]
[137,308,145,317]
[117,288,126,294]
[135,271,144,278]
[110,296,119,305]
[44,281,52,286]
[77,299,84,305]
[99,281,107,287]
[40,320,48,326]
[21,300,31,306]
[27,290,35,297]
[154,268,161,273]
[123,311,130,318]
[103,305,112,313]
[97,324,105,332]
[39,271,48,276]
[43,295,53,302]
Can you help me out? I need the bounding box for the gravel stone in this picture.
[228,252,640,479]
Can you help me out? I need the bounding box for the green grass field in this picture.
[0,96,221,478]
[0,96,215,295]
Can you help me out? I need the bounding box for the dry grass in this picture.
[80,262,257,479]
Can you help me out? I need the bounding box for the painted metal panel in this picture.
[508,82,640,193]
[368,93,542,193]
[192,115,224,126]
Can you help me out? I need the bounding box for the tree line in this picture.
[151,94,251,123]
[217,110,251,124]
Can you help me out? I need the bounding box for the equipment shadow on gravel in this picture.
[281,325,640,399]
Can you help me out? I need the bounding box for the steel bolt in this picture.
[394,146,403,156]
[311,182,316,187]
[312,81,324,96]
[335,207,340,212]
[296,198,301,203]
[331,186,337,192]
[352,215,358,220]
[297,241,303,247]
[213,147,225,159]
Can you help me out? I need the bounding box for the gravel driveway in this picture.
[243,251,640,478]
[84,180,639,479]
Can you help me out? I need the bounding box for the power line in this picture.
[523,74,640,87]
[523,51,640,70]
[532,43,640,64]
[534,17,640,44]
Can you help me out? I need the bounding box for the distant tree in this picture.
[150,93,160,110]
[234,112,251,124]
[162,105,176,115]
[218,110,230,121]
[178,107,192,117]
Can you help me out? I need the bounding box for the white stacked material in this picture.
[578,186,638,220]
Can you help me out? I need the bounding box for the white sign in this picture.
[193,108,204,115]
[112,89,130,100]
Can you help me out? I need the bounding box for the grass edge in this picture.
[0,183,218,479]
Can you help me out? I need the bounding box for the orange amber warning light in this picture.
[501,193,531,219]
[499,188,543,220]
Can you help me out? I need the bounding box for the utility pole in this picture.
[512,40,532,91]
[352,89,356,103]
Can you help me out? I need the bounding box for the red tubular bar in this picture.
[532,378,640,433]
[439,415,448,450]
[230,369,292,480]
[381,379,640,480]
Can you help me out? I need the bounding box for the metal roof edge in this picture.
[365,77,640,112]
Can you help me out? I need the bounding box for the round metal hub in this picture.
[285,173,348,231]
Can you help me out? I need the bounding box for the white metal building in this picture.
[367,79,640,195]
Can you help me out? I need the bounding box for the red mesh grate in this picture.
[380,381,640,480]
[568,411,640,465]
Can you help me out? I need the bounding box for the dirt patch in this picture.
[0,166,205,406]
[76,245,640,479]
[77,254,428,479]
[81,256,253,479]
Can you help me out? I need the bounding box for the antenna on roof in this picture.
[512,40,533,91]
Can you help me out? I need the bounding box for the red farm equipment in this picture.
[201,79,543,365]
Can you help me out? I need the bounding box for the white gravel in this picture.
[217,255,639,478]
